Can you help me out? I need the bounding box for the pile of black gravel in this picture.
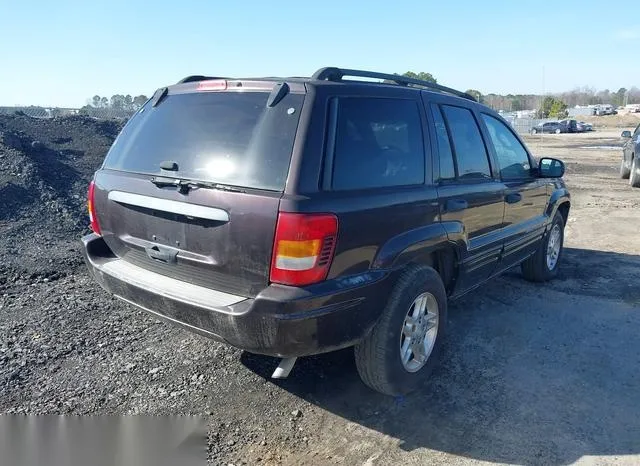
[0,114,123,282]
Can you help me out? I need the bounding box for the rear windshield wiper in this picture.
[150,176,245,194]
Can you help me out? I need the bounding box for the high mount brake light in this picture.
[270,213,338,286]
[197,80,228,91]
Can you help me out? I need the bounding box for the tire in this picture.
[620,157,631,180]
[555,128,561,134]
[531,128,538,135]
[620,158,631,179]
[521,211,565,282]
[354,265,447,396]
[630,157,640,188]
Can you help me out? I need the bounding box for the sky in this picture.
[1,0,639,107]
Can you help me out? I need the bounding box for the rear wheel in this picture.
[620,158,631,179]
[522,211,565,282]
[354,265,447,396]
[630,157,640,188]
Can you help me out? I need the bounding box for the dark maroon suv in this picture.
[82,68,570,395]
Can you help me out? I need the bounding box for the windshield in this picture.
[103,90,304,191]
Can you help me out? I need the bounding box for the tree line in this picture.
[402,71,640,115]
[82,94,149,112]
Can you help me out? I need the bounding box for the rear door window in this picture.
[103,90,304,191]
[441,105,492,180]
[481,114,532,180]
[330,98,426,190]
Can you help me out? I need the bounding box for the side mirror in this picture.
[538,157,565,178]
[621,130,632,138]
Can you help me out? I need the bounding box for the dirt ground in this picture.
[1,127,639,465]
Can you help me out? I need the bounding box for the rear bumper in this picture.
[81,234,394,357]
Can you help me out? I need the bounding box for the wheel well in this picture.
[404,247,459,296]
[430,247,458,296]
[557,202,570,225]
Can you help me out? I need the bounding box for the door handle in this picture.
[145,245,178,264]
[444,199,468,213]
[505,193,522,204]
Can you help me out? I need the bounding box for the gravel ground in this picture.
[1,119,639,465]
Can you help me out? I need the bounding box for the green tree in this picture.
[538,96,568,118]
[133,95,148,108]
[549,99,568,118]
[511,97,524,111]
[100,97,109,108]
[92,95,101,108]
[110,94,125,109]
[124,94,133,110]
[402,71,437,83]
[613,87,628,107]
[587,95,602,105]
[465,89,483,103]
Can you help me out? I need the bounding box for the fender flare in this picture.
[546,187,571,222]
[371,222,465,271]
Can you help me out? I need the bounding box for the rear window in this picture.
[103,90,304,191]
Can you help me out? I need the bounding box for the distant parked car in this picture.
[531,122,565,134]
[575,121,593,132]
[620,124,640,188]
[594,105,615,116]
[559,119,578,133]
[578,121,593,132]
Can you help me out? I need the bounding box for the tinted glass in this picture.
[441,105,491,179]
[331,98,425,190]
[431,105,455,180]
[481,114,531,179]
[103,91,304,191]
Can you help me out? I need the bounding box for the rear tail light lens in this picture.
[270,213,338,286]
[87,180,101,235]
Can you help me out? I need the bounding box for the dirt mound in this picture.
[0,114,122,280]
[579,112,640,129]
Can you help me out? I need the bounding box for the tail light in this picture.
[270,213,338,286]
[87,180,101,235]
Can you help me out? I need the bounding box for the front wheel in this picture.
[555,128,562,134]
[531,128,538,135]
[522,211,565,282]
[620,158,631,179]
[354,266,447,396]
[630,158,640,188]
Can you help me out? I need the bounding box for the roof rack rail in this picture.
[176,75,230,84]
[311,67,477,102]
